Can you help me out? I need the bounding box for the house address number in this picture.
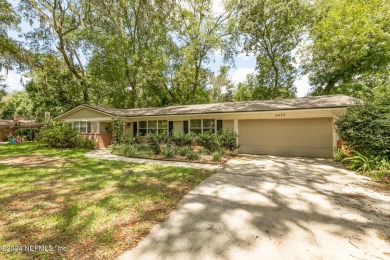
[275,113,286,118]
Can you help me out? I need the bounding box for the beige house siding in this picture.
[173,121,183,133]
[90,122,98,133]
[57,106,347,156]
[63,108,109,120]
[223,120,234,131]
[124,122,133,135]
[238,118,333,158]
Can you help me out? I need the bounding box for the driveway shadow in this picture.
[119,155,390,260]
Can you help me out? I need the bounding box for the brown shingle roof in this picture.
[0,120,14,127]
[81,95,354,118]
[0,120,45,127]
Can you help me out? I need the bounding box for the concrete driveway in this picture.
[119,155,390,260]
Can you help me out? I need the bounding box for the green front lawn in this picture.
[0,142,213,259]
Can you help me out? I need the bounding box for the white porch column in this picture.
[96,121,100,134]
[234,119,239,147]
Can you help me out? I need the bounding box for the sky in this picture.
[2,0,312,97]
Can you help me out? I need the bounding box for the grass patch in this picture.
[0,142,213,259]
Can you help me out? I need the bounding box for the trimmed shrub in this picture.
[110,130,239,161]
[196,132,220,152]
[162,146,176,158]
[186,151,200,161]
[171,132,195,147]
[212,151,223,162]
[111,143,154,157]
[79,137,96,149]
[148,134,160,154]
[218,130,239,152]
[198,147,210,155]
[122,134,135,145]
[177,146,192,156]
[40,121,95,149]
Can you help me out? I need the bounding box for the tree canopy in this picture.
[0,0,389,120]
[302,0,390,96]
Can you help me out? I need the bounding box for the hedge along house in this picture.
[55,95,354,158]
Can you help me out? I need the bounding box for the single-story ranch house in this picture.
[55,94,354,158]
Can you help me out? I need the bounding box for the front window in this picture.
[73,121,91,133]
[190,119,216,134]
[190,120,202,134]
[203,119,215,133]
[138,120,167,136]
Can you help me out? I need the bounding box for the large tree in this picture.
[85,0,176,108]
[0,91,34,119]
[234,73,279,101]
[236,0,309,99]
[209,65,235,102]
[25,55,84,119]
[302,0,390,95]
[20,0,92,102]
[0,0,37,72]
[166,0,238,104]
[86,0,237,107]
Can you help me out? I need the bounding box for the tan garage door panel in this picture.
[238,118,333,158]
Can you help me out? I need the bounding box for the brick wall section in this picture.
[0,128,13,141]
[81,133,112,149]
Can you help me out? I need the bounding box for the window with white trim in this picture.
[138,120,168,136]
[190,119,216,134]
[72,122,91,133]
[190,119,202,134]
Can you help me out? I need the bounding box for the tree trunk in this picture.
[192,63,201,103]
[272,64,279,99]
[324,79,337,94]
[80,80,89,103]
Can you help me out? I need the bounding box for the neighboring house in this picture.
[0,117,45,141]
[55,95,354,158]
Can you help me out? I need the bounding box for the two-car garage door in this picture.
[238,118,333,158]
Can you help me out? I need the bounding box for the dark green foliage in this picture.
[24,55,86,120]
[198,147,211,155]
[122,135,136,145]
[196,132,220,152]
[111,116,124,145]
[114,130,238,156]
[111,143,154,157]
[39,121,95,149]
[162,146,176,158]
[15,128,39,141]
[186,151,200,161]
[110,130,238,163]
[335,94,390,159]
[171,132,195,147]
[0,92,34,120]
[340,150,389,183]
[212,151,223,162]
[341,151,379,173]
[217,130,240,152]
[147,133,170,155]
[333,148,346,162]
[177,146,192,156]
